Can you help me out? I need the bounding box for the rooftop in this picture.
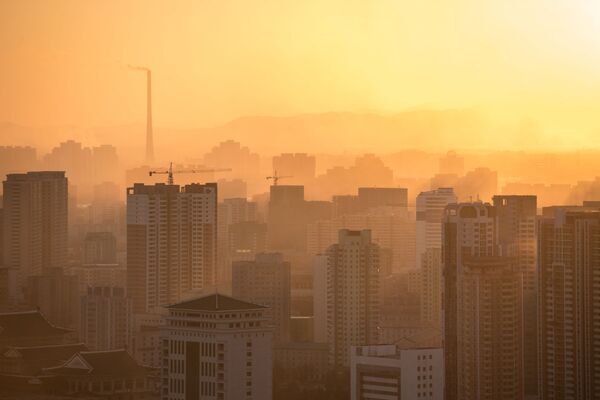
[46,349,148,377]
[2,343,87,361]
[167,293,266,312]
[0,310,71,339]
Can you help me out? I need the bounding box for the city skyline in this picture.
[3,2,600,400]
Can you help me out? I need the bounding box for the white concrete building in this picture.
[161,293,272,400]
[350,344,443,400]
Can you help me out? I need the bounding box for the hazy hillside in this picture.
[0,109,487,160]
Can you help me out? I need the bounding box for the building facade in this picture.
[2,171,68,299]
[538,208,600,399]
[492,194,537,397]
[416,187,457,268]
[160,294,272,400]
[80,287,132,351]
[326,230,380,367]
[350,344,443,400]
[127,183,217,313]
[232,253,291,343]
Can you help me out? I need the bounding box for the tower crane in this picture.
[149,162,232,185]
[266,170,293,186]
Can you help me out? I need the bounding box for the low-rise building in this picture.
[350,344,443,400]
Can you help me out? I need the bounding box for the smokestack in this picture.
[145,69,154,164]
[128,65,154,164]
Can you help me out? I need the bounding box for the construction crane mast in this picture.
[266,170,293,186]
[149,162,232,185]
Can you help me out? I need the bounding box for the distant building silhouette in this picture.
[232,253,291,343]
[84,232,117,264]
[272,153,316,185]
[161,293,273,400]
[2,171,68,301]
[267,185,306,251]
[0,146,37,192]
[217,198,259,283]
[80,287,132,351]
[69,263,125,295]
[438,150,464,176]
[127,183,217,313]
[24,268,79,331]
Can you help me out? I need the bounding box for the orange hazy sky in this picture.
[1,0,600,143]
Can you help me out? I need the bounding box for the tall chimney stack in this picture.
[128,65,155,164]
[145,69,154,164]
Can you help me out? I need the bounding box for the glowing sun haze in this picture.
[1,0,600,148]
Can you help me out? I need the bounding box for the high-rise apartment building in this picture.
[538,207,600,399]
[24,267,79,330]
[160,293,272,400]
[307,210,415,272]
[127,183,217,313]
[217,198,258,283]
[325,229,380,367]
[80,286,132,351]
[458,256,523,399]
[232,253,291,343]
[442,202,497,400]
[272,153,316,184]
[357,187,407,210]
[420,248,442,326]
[416,187,457,268]
[2,171,68,297]
[267,185,305,251]
[83,231,117,264]
[493,194,537,397]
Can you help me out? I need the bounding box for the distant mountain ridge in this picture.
[0,108,486,157]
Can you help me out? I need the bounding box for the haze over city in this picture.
[1,1,600,400]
